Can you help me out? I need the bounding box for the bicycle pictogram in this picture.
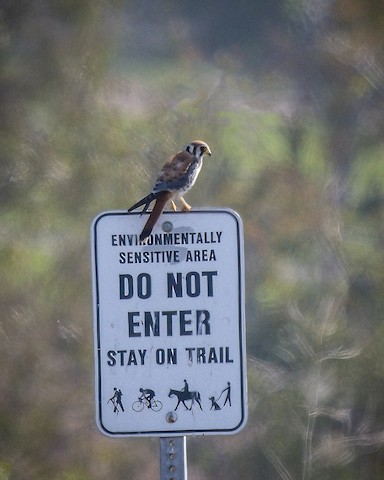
[132,388,163,412]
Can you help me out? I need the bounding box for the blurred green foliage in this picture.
[1,0,384,479]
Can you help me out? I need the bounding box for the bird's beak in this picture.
[206,148,212,156]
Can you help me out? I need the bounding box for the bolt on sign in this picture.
[91,209,247,437]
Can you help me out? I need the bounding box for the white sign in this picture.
[91,209,247,437]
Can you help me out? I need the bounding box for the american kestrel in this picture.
[128,140,212,241]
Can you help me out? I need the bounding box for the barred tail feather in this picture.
[139,191,173,242]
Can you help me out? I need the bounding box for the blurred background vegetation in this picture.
[1,0,384,479]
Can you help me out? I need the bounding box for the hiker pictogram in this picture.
[108,387,124,414]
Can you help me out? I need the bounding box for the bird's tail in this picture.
[139,191,173,242]
[128,192,157,214]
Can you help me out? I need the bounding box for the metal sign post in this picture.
[160,437,187,480]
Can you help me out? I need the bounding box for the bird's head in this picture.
[185,140,212,158]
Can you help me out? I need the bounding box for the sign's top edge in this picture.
[91,207,242,228]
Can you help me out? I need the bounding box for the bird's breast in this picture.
[178,159,203,194]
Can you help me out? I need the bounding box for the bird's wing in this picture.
[127,192,157,213]
[153,151,196,193]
